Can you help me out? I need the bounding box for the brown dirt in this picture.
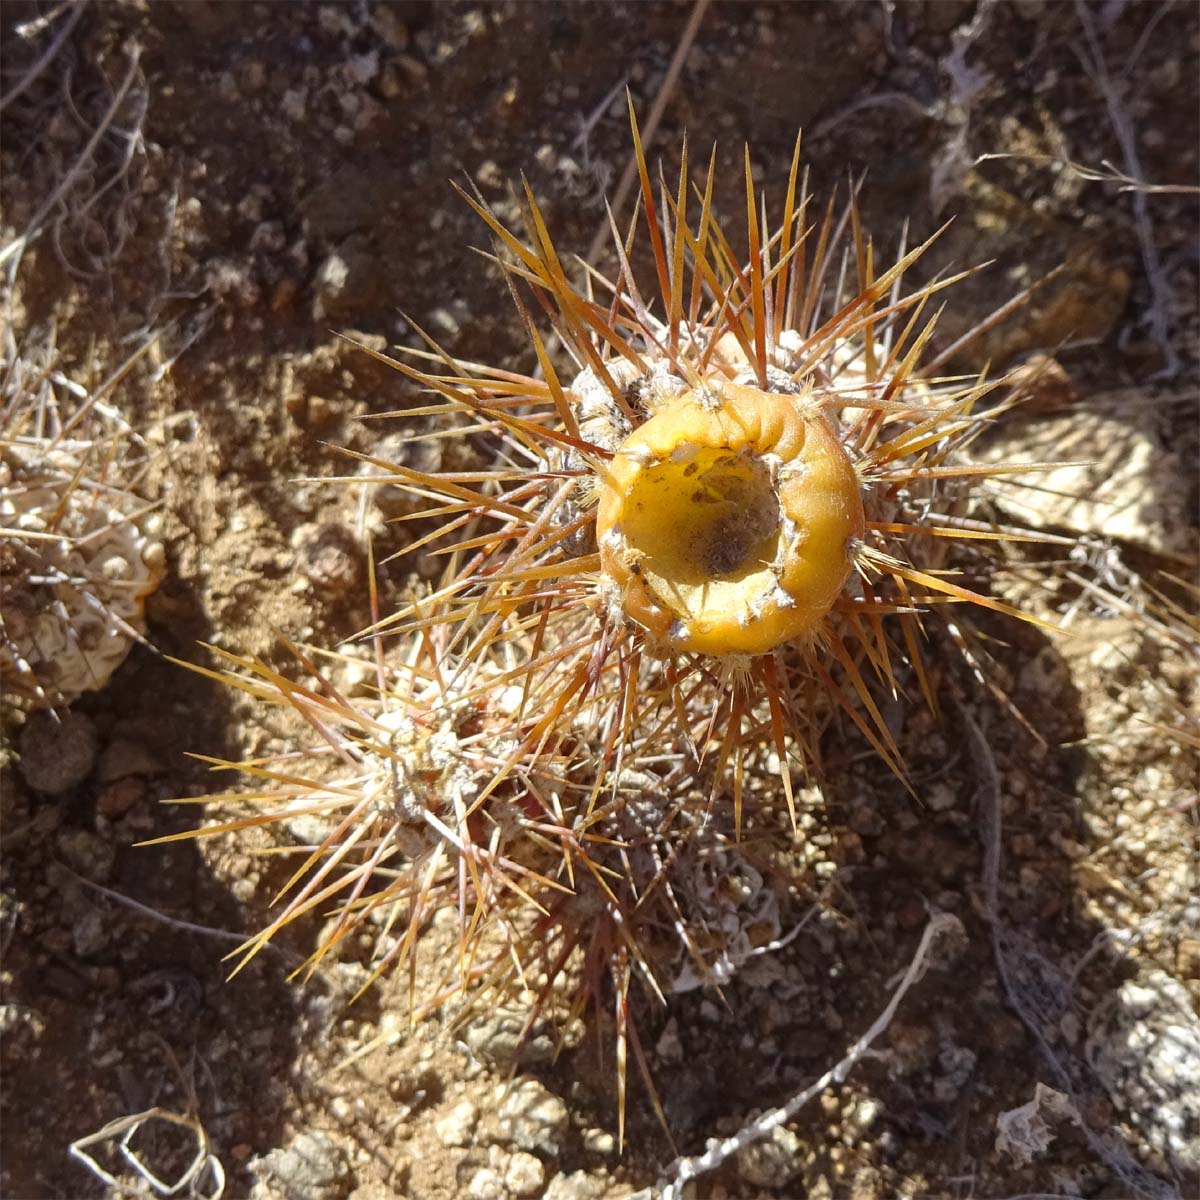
[2,3,1197,1199]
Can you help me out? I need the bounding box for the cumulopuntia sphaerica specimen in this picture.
[162,109,1068,1141]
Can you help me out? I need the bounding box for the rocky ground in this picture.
[1,3,1197,1199]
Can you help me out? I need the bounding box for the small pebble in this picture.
[256,1130,351,1200]
[55,828,116,884]
[370,7,409,49]
[348,50,379,86]
[230,878,257,904]
[292,523,363,594]
[19,712,98,794]
[72,907,109,958]
[435,1099,478,1148]
[0,1004,47,1044]
[848,804,886,837]
[1177,939,1200,980]
[737,1124,804,1189]
[504,1151,546,1198]
[493,1078,568,1157]
[282,88,307,121]
[96,777,144,819]
[582,1127,615,1155]
[97,738,162,783]
[468,1167,505,1200]
[545,1171,607,1200]
[925,782,957,812]
[463,1005,555,1069]
[237,60,268,94]
[378,63,404,99]
[206,257,261,308]
[313,234,385,320]
[428,307,461,340]
[475,159,504,190]
[934,1042,978,1103]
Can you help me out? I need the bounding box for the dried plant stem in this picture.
[0,43,142,283]
[0,0,86,114]
[70,1105,225,1199]
[1073,0,1180,377]
[973,151,1200,197]
[584,0,710,265]
[644,911,961,1200]
[53,861,308,969]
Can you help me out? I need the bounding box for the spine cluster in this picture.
[166,114,1063,1138]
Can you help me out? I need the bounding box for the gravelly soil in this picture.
[1,3,1197,1199]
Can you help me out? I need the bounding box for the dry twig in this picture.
[974,152,1200,197]
[584,0,710,265]
[1,41,147,286]
[0,0,86,114]
[70,1106,225,1199]
[51,862,299,962]
[69,1039,226,1198]
[1073,0,1181,377]
[641,911,962,1200]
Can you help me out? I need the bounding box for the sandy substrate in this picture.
[1,3,1197,1198]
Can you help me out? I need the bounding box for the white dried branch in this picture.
[0,0,86,114]
[0,44,143,283]
[973,152,1200,196]
[69,1105,225,1199]
[641,910,962,1200]
[1073,0,1181,377]
[51,861,300,963]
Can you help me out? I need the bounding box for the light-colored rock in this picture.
[581,1127,615,1156]
[435,1099,479,1149]
[467,1167,505,1200]
[925,781,957,812]
[311,234,385,321]
[462,1005,556,1069]
[0,1003,46,1045]
[291,523,363,594]
[256,1130,352,1200]
[1086,970,1200,1172]
[980,396,1195,556]
[736,1122,804,1188]
[492,1078,569,1157]
[72,907,108,958]
[504,1150,546,1198]
[544,1171,606,1200]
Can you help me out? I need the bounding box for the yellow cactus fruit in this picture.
[596,381,865,655]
